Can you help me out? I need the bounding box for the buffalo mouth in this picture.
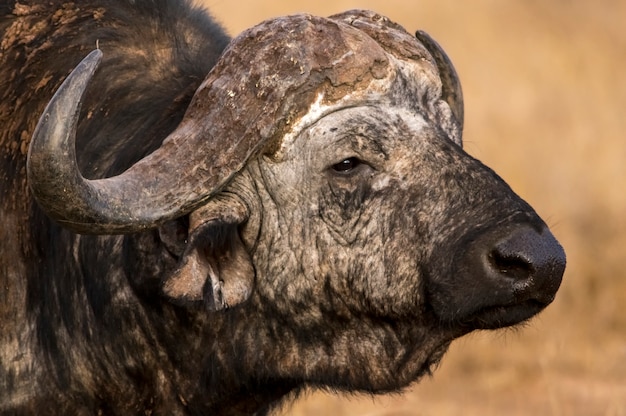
[457,298,550,330]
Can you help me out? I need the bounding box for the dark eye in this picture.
[331,157,362,173]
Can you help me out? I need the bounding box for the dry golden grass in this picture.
[202,1,626,414]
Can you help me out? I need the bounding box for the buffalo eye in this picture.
[331,157,362,174]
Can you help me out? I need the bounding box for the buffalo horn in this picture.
[415,30,464,138]
[28,12,461,235]
[27,49,227,234]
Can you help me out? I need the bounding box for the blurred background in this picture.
[202,1,626,414]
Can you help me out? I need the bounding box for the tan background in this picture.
[201,1,626,414]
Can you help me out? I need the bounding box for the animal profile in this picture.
[0,1,565,414]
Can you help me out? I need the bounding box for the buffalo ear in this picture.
[162,197,254,311]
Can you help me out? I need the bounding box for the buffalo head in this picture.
[27,10,564,393]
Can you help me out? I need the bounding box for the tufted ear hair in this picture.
[162,195,254,311]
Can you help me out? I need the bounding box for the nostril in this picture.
[487,225,565,304]
[488,248,534,281]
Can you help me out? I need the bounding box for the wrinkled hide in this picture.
[1,1,565,415]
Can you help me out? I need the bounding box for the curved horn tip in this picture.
[28,48,103,165]
[414,30,464,135]
[78,48,104,70]
[27,49,104,231]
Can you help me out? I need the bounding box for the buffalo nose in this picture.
[428,221,566,329]
[488,225,565,305]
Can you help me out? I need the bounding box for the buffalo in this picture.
[0,0,565,414]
